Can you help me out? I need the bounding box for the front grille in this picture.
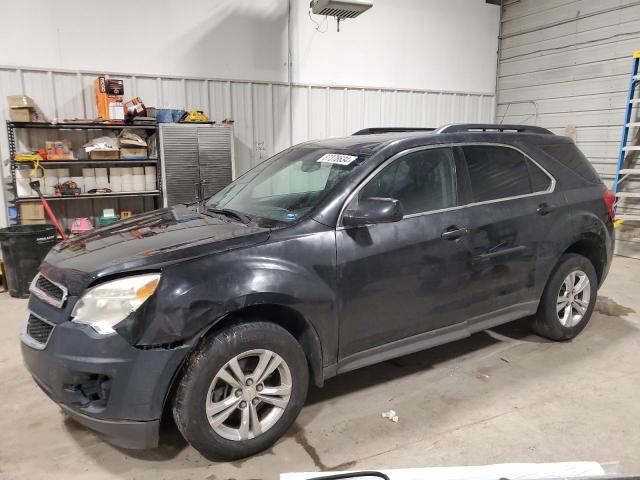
[35,275,64,301]
[26,314,54,345]
[30,274,67,308]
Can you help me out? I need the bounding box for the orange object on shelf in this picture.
[94,76,125,121]
[45,140,74,160]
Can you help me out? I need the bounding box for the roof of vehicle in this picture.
[299,123,563,157]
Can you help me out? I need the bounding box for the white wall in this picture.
[291,0,500,93]
[0,0,500,94]
[0,0,501,228]
[0,0,289,83]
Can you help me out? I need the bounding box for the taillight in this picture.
[603,190,615,220]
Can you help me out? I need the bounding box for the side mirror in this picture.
[342,197,404,227]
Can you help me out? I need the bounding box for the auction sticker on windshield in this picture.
[317,153,358,165]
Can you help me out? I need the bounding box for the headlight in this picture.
[71,273,161,335]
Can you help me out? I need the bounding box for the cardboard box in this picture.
[95,76,125,121]
[21,219,47,225]
[10,108,37,122]
[7,95,35,109]
[89,149,120,160]
[120,147,147,159]
[19,202,45,220]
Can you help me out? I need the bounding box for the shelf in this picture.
[14,191,161,202]
[7,121,157,130]
[12,158,158,167]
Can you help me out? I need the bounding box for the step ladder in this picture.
[613,50,640,222]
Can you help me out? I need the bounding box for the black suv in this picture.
[21,124,614,460]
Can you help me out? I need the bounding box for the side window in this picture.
[462,145,550,202]
[357,147,457,215]
[527,159,553,192]
[540,143,601,184]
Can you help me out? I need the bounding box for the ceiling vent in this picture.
[310,0,373,30]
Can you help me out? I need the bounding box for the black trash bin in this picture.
[0,224,57,298]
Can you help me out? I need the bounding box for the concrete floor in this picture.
[1,257,640,480]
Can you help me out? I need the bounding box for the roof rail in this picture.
[352,127,436,135]
[436,123,554,135]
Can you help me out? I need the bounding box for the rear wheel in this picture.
[172,321,309,460]
[532,253,598,341]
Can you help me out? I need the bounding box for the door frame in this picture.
[335,142,556,229]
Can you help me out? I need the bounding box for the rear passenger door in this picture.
[460,144,557,323]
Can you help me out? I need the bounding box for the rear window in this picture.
[540,144,601,184]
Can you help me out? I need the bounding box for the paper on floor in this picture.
[281,461,606,480]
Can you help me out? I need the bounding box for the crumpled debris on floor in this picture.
[382,409,399,423]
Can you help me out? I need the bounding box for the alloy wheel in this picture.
[205,349,292,441]
[556,270,591,327]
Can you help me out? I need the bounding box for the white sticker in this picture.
[317,153,358,165]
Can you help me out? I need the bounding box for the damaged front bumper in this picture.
[20,297,193,449]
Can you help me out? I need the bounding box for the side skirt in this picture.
[325,301,539,379]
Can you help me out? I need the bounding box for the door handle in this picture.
[537,202,555,216]
[441,225,469,241]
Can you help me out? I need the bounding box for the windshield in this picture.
[206,146,361,225]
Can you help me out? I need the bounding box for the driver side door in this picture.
[336,146,477,370]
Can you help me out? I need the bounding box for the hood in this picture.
[40,204,270,295]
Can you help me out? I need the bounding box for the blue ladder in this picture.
[613,51,640,220]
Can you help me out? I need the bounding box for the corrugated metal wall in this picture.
[496,0,640,257]
[0,65,495,227]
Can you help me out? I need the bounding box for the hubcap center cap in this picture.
[243,386,257,401]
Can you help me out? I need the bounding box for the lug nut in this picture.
[235,389,242,397]
[256,384,264,392]
[239,401,247,408]
[252,398,259,406]
[246,378,254,386]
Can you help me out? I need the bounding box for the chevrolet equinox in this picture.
[21,123,614,460]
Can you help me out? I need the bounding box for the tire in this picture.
[172,321,309,461]
[532,253,598,341]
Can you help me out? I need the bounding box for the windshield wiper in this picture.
[205,207,252,225]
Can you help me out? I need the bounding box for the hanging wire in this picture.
[308,9,329,33]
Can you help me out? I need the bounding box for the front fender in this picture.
[116,229,338,362]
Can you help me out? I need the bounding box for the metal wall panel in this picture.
[497,0,640,257]
[0,65,495,227]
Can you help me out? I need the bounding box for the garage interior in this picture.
[1,0,640,479]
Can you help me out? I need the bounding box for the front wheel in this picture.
[532,253,598,341]
[172,321,309,461]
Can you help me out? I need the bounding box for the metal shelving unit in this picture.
[7,121,164,224]
[13,159,158,167]
[14,191,161,202]
[7,121,158,131]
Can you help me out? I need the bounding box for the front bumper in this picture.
[21,298,193,449]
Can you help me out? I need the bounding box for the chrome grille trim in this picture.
[29,273,68,308]
[20,311,56,350]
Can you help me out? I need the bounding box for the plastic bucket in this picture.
[0,224,57,298]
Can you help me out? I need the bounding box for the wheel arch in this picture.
[562,232,608,285]
[165,302,324,410]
